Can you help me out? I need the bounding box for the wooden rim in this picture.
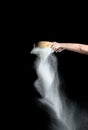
[36,41,52,48]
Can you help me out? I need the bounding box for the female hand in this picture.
[49,42,64,52]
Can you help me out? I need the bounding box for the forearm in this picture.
[61,43,88,54]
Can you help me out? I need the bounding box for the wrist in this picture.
[61,43,66,49]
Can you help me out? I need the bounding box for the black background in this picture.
[24,27,88,129]
[22,3,88,129]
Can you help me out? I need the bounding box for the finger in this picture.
[55,47,58,51]
[56,49,60,52]
[53,47,57,51]
[56,48,61,52]
[53,46,58,51]
[56,48,64,52]
[59,48,64,52]
[48,43,53,48]
[55,49,59,52]
[52,45,55,49]
[50,43,54,47]
[50,45,54,49]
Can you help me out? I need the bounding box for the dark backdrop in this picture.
[24,29,88,129]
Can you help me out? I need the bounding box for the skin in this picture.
[49,42,88,55]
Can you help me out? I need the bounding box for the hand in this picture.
[49,42,64,52]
